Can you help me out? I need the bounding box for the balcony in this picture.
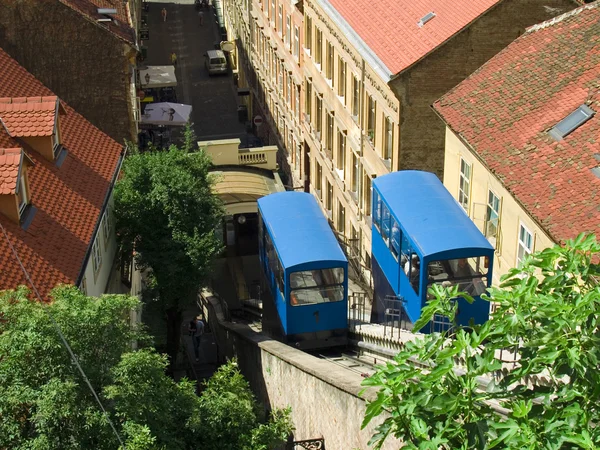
[198,138,278,170]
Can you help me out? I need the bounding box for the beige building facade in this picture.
[442,129,555,284]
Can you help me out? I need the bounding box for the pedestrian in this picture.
[161,7,167,22]
[170,52,177,65]
[198,10,204,26]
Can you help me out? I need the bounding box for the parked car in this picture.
[204,50,227,76]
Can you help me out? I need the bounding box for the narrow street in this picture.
[144,1,247,140]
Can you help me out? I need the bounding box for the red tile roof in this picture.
[0,97,59,137]
[59,0,135,45]
[0,148,23,195]
[0,48,123,298]
[433,3,600,244]
[326,0,501,75]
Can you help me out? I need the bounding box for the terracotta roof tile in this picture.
[327,0,501,75]
[0,148,22,195]
[59,0,135,45]
[433,3,600,244]
[0,96,58,137]
[0,48,122,299]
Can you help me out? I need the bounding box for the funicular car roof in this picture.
[258,192,348,270]
[373,170,494,259]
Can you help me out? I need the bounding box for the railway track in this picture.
[317,351,377,378]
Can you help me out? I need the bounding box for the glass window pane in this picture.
[290,267,345,306]
[390,219,400,259]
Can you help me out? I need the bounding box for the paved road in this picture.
[144,2,247,141]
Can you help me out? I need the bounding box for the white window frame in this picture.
[458,158,471,213]
[486,190,500,239]
[383,116,393,161]
[293,26,300,60]
[517,223,533,266]
[102,207,112,246]
[285,15,291,48]
[17,173,28,215]
[92,235,102,275]
[278,5,283,36]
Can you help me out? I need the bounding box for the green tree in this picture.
[0,286,292,449]
[114,128,224,367]
[362,234,600,449]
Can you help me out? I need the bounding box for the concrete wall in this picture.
[0,0,137,144]
[391,0,579,178]
[202,293,402,449]
[443,127,555,283]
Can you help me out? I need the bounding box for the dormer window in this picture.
[0,147,34,224]
[0,96,66,163]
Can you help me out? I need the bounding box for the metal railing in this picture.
[382,295,412,339]
[348,291,368,333]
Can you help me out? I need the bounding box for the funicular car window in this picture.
[289,267,344,306]
[381,203,391,244]
[427,256,488,296]
[400,237,420,295]
[373,191,382,232]
[390,218,400,260]
[265,233,284,295]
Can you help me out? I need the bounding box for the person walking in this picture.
[170,52,177,65]
[161,7,167,22]
[198,10,204,26]
[192,316,204,362]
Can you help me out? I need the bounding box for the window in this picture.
[352,76,360,118]
[373,190,381,230]
[289,267,345,306]
[326,42,334,82]
[265,233,284,295]
[390,218,400,259]
[381,202,391,245]
[337,202,345,233]
[294,85,300,117]
[326,180,333,211]
[336,131,346,171]
[278,62,284,91]
[293,26,300,59]
[326,113,334,157]
[102,208,112,244]
[315,95,323,134]
[364,173,372,216]
[16,174,28,215]
[315,28,322,65]
[486,190,500,239]
[400,237,420,295]
[383,117,393,161]
[285,15,291,48]
[286,75,292,106]
[305,81,312,119]
[549,104,595,141]
[305,16,312,53]
[458,158,471,213]
[427,257,488,297]
[278,5,283,35]
[270,0,275,24]
[52,125,60,156]
[314,160,322,196]
[92,235,102,274]
[367,96,376,142]
[517,224,533,266]
[80,276,87,294]
[351,152,359,193]
[337,57,346,99]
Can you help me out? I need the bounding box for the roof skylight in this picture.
[549,104,595,141]
[418,12,436,28]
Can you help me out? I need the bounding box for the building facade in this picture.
[0,0,141,145]
[224,0,582,282]
[434,3,600,282]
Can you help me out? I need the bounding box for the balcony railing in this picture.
[198,138,278,170]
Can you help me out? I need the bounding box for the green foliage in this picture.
[114,131,224,311]
[189,360,294,450]
[0,287,293,450]
[362,233,600,449]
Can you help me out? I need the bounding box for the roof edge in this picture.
[315,0,393,82]
[525,2,598,34]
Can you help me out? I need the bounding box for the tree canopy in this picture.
[114,130,224,364]
[362,234,600,449]
[0,286,292,450]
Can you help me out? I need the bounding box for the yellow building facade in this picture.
[442,129,555,284]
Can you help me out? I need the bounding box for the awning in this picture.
[141,102,192,126]
[139,65,177,88]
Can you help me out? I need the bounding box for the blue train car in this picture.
[257,192,348,350]
[371,171,494,331]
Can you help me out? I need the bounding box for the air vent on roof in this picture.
[594,153,600,162]
[98,8,117,15]
[549,104,595,141]
[418,12,436,27]
[591,167,600,179]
